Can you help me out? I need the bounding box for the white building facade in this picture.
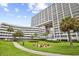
[0,23,45,39]
[31,3,79,41]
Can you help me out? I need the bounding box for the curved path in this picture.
[13,42,65,56]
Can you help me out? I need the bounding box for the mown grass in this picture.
[0,40,39,56]
[18,40,79,55]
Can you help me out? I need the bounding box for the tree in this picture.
[12,32,17,41]
[6,26,14,41]
[31,33,38,39]
[60,16,79,47]
[12,30,24,41]
[42,32,49,39]
[12,30,24,45]
[42,32,49,36]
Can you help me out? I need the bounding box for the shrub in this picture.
[33,39,47,41]
[28,40,39,43]
[46,40,60,43]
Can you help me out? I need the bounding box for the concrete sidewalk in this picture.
[13,42,65,56]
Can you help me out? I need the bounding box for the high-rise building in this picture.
[31,3,79,41]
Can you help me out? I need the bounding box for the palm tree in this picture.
[60,16,79,47]
[6,26,14,41]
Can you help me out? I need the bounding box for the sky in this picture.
[0,3,50,27]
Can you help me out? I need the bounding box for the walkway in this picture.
[13,42,65,56]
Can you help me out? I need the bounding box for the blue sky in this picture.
[0,3,50,27]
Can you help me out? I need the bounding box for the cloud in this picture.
[4,8,9,12]
[0,3,8,7]
[24,15,27,18]
[0,3,9,12]
[28,3,36,10]
[36,4,48,9]
[17,15,21,18]
[15,8,19,12]
[32,11,39,14]
[28,3,49,14]
[17,15,27,19]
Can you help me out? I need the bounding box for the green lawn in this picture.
[0,40,39,56]
[18,40,79,55]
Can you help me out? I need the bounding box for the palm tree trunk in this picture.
[67,30,73,47]
[23,41,24,46]
[31,35,33,39]
[8,32,9,41]
[13,37,16,41]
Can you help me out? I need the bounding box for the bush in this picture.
[33,39,60,43]
[72,40,79,43]
[46,40,60,43]
[33,39,47,41]
[28,40,39,43]
[60,39,68,42]
[75,41,79,43]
